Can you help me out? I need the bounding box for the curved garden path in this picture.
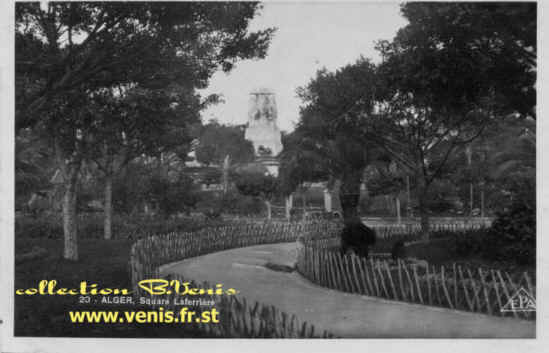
[160,242,535,338]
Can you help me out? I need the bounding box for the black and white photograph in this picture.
[1,0,544,351]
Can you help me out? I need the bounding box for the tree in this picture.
[372,2,536,238]
[88,86,199,239]
[194,121,255,195]
[16,2,274,260]
[195,122,255,166]
[485,117,535,210]
[233,165,279,220]
[278,130,330,195]
[15,128,55,210]
[364,159,405,222]
[376,2,536,120]
[284,58,378,221]
[144,171,198,218]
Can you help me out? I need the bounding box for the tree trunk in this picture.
[395,196,401,225]
[332,179,342,217]
[285,194,293,221]
[323,189,332,213]
[63,171,79,261]
[469,182,474,217]
[418,189,430,241]
[340,170,362,222]
[104,174,113,240]
[302,190,307,221]
[222,154,230,195]
[480,181,485,218]
[406,175,413,217]
[265,200,272,220]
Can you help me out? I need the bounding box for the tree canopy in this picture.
[194,121,255,166]
[15,1,275,259]
[16,2,275,128]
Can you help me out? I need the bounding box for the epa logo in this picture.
[501,287,536,312]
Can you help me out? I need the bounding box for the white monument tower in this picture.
[244,88,283,176]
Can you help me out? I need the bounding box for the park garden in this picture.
[14,2,535,338]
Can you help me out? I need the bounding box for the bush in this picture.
[440,203,535,265]
[15,214,63,239]
[195,190,266,217]
[484,202,535,265]
[452,229,488,257]
[15,213,226,240]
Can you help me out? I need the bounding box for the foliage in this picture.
[220,191,266,215]
[16,2,275,127]
[445,116,535,214]
[233,165,279,200]
[340,219,377,257]
[200,167,223,186]
[278,131,330,196]
[88,86,200,179]
[15,129,55,208]
[282,58,378,219]
[143,172,199,217]
[486,203,536,265]
[487,118,535,210]
[426,204,536,267]
[377,2,536,120]
[16,1,274,258]
[194,121,255,166]
[370,2,536,233]
[364,159,405,197]
[15,213,226,240]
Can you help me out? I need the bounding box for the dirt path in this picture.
[160,243,535,338]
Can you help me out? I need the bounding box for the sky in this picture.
[199,2,407,132]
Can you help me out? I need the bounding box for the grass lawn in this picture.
[14,237,208,337]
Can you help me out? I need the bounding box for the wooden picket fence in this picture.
[155,275,335,338]
[296,244,535,320]
[130,220,340,338]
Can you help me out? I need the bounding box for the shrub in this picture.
[340,218,376,257]
[15,213,226,240]
[15,214,63,239]
[452,230,488,257]
[438,203,535,265]
[484,202,535,265]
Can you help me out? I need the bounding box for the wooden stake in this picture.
[397,259,406,301]
[402,261,416,302]
[478,268,492,315]
[358,257,373,296]
[491,269,504,315]
[432,265,442,306]
[384,261,399,300]
[496,270,518,319]
[440,266,454,309]
[523,272,534,300]
[376,260,390,298]
[338,254,349,292]
[426,264,432,305]
[343,255,357,293]
[412,265,424,304]
[453,263,458,308]
[350,255,365,295]
[370,258,381,296]
[467,267,481,311]
[458,265,474,312]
